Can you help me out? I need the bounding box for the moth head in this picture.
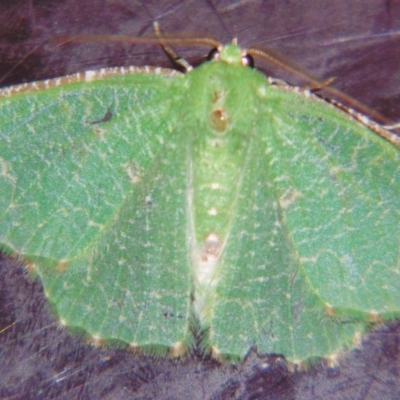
[207,42,254,68]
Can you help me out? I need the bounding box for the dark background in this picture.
[1,1,400,399]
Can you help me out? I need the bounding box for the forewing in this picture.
[265,89,400,315]
[211,84,399,362]
[0,70,192,349]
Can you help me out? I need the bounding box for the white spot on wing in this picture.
[197,233,221,286]
[123,162,142,185]
[207,207,218,216]
[279,188,303,209]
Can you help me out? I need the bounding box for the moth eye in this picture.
[242,54,254,68]
[207,48,220,61]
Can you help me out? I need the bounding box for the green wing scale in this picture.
[0,44,399,363]
[0,68,192,349]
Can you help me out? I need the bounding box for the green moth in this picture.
[0,41,399,365]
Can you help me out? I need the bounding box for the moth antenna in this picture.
[54,31,220,49]
[248,46,398,128]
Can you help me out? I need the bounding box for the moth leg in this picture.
[153,21,193,72]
